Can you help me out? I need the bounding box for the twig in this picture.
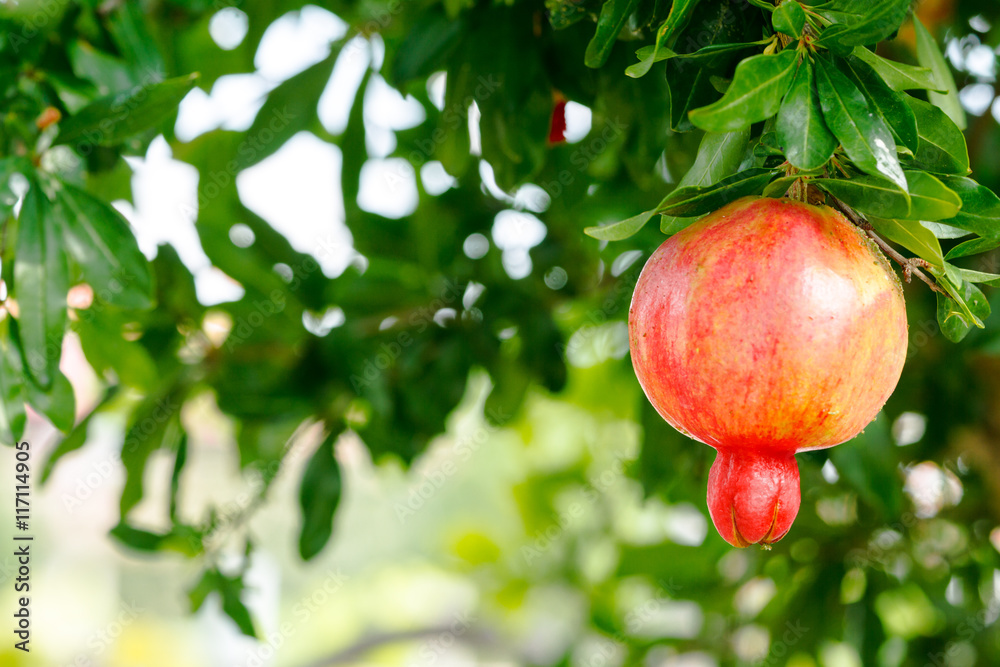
[828,195,946,294]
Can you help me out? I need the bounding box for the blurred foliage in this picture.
[2,0,1000,665]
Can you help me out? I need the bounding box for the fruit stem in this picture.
[827,195,946,294]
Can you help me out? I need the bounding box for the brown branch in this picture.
[828,195,946,294]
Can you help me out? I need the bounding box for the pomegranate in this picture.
[628,196,908,547]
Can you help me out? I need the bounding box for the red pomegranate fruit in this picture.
[628,196,908,547]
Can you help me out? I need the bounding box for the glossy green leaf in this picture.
[816,174,910,219]
[867,217,944,266]
[657,168,776,217]
[913,17,966,130]
[299,429,343,561]
[14,180,68,390]
[55,181,154,309]
[586,0,641,68]
[945,236,1000,261]
[669,39,772,67]
[659,129,751,232]
[772,1,806,38]
[851,46,943,92]
[932,265,989,335]
[839,55,918,152]
[904,171,962,222]
[55,73,199,146]
[935,177,1000,239]
[817,0,910,51]
[921,221,971,240]
[814,56,907,190]
[688,50,798,132]
[777,60,837,170]
[626,0,698,78]
[585,208,659,241]
[956,268,1000,288]
[935,280,989,342]
[904,97,970,176]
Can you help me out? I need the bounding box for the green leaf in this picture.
[867,217,944,266]
[107,0,165,81]
[342,69,372,224]
[659,128,751,231]
[946,236,1000,261]
[904,171,962,222]
[298,429,343,561]
[814,56,907,191]
[777,60,837,170]
[671,39,772,67]
[921,221,971,240]
[762,175,797,198]
[817,0,910,51]
[851,46,943,92]
[40,386,119,483]
[772,1,806,38]
[55,181,154,309]
[688,50,798,132]
[585,208,659,241]
[913,17,966,130]
[585,0,641,68]
[935,177,1000,239]
[931,266,989,336]
[220,575,257,638]
[237,46,340,169]
[936,283,988,342]
[816,174,910,218]
[625,0,698,78]
[666,64,717,132]
[839,55,918,152]
[55,73,199,147]
[0,323,26,447]
[904,97,970,175]
[657,168,776,217]
[120,387,186,516]
[14,180,68,390]
[110,522,167,552]
[955,268,1000,288]
[23,367,76,434]
[188,569,257,638]
[169,434,188,521]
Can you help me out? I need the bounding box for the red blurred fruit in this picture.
[628,196,908,547]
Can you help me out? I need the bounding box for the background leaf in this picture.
[56,181,154,309]
[55,73,199,146]
[585,0,642,68]
[13,180,68,390]
[298,429,343,561]
[913,17,967,130]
